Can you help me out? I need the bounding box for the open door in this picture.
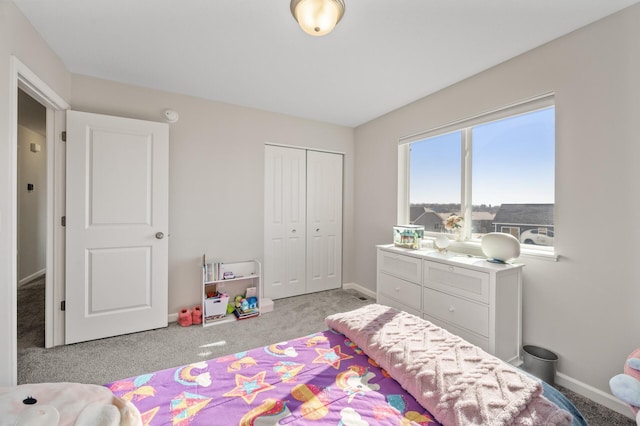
[65,110,169,344]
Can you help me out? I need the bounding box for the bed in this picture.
[106,304,586,425]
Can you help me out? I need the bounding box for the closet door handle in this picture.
[291,229,297,233]
[316,228,320,232]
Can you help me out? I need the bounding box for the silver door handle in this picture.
[292,229,296,233]
[155,232,164,239]
[316,228,320,232]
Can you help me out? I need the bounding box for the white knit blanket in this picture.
[326,304,572,426]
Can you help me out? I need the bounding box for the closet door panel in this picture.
[306,151,343,292]
[264,146,307,299]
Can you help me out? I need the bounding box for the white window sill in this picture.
[421,236,559,262]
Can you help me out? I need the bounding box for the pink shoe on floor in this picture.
[178,308,192,327]
[192,305,202,325]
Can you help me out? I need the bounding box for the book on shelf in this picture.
[204,261,223,282]
[233,307,259,320]
[204,313,227,323]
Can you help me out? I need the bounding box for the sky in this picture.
[409,107,555,206]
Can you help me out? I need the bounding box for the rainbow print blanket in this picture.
[106,329,441,425]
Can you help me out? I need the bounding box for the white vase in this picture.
[481,232,520,262]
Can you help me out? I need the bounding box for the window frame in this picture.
[398,93,555,254]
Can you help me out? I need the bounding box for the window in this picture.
[501,227,521,239]
[401,95,555,248]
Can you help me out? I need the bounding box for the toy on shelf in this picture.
[247,296,258,310]
[232,292,259,320]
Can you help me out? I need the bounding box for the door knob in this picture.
[155,232,164,239]
[292,229,297,233]
[316,228,320,232]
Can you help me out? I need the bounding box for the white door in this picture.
[264,145,307,299]
[306,151,343,292]
[65,110,169,344]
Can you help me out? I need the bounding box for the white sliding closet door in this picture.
[264,145,307,299]
[264,145,343,300]
[306,151,343,292]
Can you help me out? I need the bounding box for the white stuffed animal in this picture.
[610,348,640,425]
[0,382,141,426]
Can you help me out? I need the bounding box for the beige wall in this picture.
[354,3,640,407]
[17,125,47,282]
[70,75,355,319]
[0,1,70,386]
[1,1,354,386]
[2,0,638,408]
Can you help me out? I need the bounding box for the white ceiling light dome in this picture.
[290,0,345,36]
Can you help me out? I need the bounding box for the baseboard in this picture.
[342,282,376,300]
[555,371,635,420]
[18,269,46,288]
[168,298,275,324]
[163,286,636,421]
[163,288,634,421]
[168,286,374,324]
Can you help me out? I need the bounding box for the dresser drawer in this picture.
[378,250,422,284]
[378,272,422,311]
[423,287,488,337]
[424,260,489,303]
[423,313,489,353]
[378,293,421,317]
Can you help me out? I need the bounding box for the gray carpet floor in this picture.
[18,280,634,425]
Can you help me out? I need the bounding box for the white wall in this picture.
[0,1,353,386]
[17,124,47,283]
[69,75,355,318]
[354,3,640,406]
[2,0,637,407]
[0,1,70,386]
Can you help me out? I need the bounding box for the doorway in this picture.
[7,56,69,386]
[16,88,47,351]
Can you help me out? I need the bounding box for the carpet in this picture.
[17,282,634,425]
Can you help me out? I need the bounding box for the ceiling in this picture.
[12,0,640,127]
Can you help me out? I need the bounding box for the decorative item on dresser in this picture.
[376,244,524,364]
[481,231,521,263]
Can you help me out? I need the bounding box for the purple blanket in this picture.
[107,330,440,425]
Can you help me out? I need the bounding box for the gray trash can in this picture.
[522,345,558,385]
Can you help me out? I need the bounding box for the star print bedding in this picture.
[106,304,582,425]
[107,328,436,425]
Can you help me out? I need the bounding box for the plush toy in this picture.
[240,299,249,311]
[247,296,258,310]
[0,382,141,425]
[234,295,244,308]
[610,348,640,424]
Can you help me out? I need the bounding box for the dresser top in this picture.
[377,244,524,273]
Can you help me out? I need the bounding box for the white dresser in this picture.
[376,244,523,363]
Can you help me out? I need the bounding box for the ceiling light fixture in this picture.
[290,0,345,36]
